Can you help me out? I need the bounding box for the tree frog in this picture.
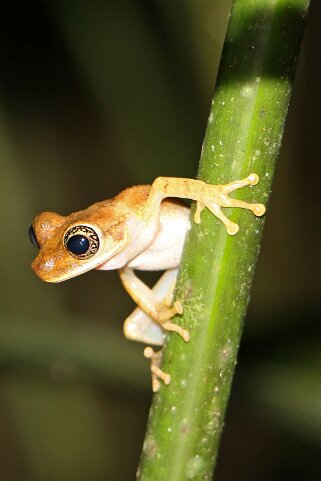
[29,174,265,391]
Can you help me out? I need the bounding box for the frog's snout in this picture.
[31,253,58,283]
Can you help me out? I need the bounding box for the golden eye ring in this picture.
[64,225,100,259]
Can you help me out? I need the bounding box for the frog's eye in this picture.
[28,224,39,248]
[64,225,100,259]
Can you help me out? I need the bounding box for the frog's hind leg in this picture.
[120,267,188,342]
[121,268,182,390]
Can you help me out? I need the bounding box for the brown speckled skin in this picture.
[31,185,186,282]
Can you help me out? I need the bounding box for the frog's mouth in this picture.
[31,251,96,283]
[31,236,127,283]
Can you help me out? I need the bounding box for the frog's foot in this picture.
[144,347,171,392]
[194,173,266,235]
[156,299,189,342]
[146,173,265,236]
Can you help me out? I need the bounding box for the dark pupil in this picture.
[28,224,39,248]
[66,235,90,255]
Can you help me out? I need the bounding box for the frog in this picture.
[29,174,265,391]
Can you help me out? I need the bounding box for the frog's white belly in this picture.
[128,206,190,271]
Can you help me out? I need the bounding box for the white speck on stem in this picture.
[180,379,187,388]
[185,455,204,479]
[241,84,254,97]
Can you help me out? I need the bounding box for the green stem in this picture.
[137,1,310,480]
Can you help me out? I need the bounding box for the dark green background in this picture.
[0,1,320,480]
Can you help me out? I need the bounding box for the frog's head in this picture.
[29,205,128,282]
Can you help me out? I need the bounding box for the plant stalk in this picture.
[137,1,310,480]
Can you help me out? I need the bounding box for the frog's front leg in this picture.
[144,173,266,235]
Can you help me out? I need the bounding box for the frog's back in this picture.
[89,184,187,222]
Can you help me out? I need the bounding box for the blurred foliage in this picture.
[0,1,320,480]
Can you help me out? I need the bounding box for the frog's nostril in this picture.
[28,224,39,248]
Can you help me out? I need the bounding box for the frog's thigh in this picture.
[119,267,179,320]
[124,307,165,346]
[122,269,178,345]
